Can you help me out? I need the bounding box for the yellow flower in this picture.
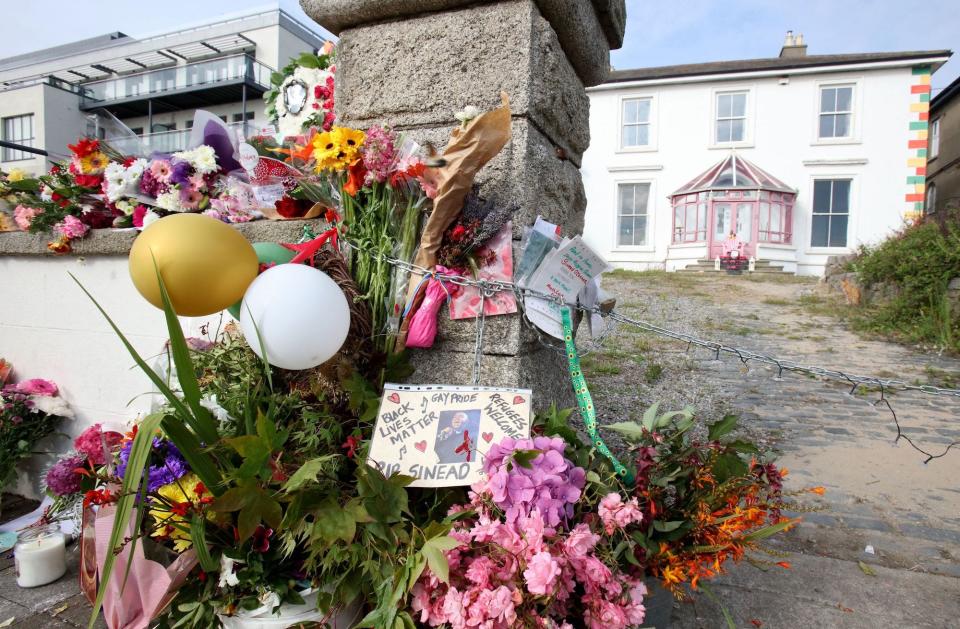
[149,473,214,552]
[78,151,109,175]
[312,126,365,172]
[6,168,26,182]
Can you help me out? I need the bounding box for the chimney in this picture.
[780,30,807,58]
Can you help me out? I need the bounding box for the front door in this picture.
[709,202,756,259]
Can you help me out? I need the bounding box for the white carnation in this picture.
[155,191,185,212]
[141,210,160,229]
[174,146,218,175]
[28,395,73,419]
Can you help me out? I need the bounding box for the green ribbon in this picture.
[561,306,634,484]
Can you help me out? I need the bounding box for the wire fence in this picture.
[337,236,960,463]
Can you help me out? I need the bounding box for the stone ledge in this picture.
[301,0,618,86]
[0,220,322,257]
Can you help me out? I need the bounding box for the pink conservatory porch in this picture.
[665,154,799,273]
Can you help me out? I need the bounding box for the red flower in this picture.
[274,196,312,219]
[341,435,359,459]
[74,173,103,189]
[49,164,62,175]
[251,525,272,553]
[170,501,191,517]
[343,160,366,197]
[197,570,207,583]
[324,209,340,224]
[450,225,467,242]
[83,488,114,508]
[67,137,99,158]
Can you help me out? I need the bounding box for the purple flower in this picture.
[46,454,86,496]
[116,437,190,492]
[168,159,193,187]
[479,436,586,528]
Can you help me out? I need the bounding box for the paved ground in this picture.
[585,271,960,628]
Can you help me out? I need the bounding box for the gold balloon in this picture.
[129,214,258,316]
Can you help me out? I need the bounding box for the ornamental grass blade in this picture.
[699,582,736,629]
[87,412,163,629]
[161,417,222,496]
[152,256,219,445]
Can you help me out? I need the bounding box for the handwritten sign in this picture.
[524,236,609,339]
[367,384,533,487]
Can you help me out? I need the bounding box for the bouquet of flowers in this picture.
[264,43,337,138]
[0,360,72,492]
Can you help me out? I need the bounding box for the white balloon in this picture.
[239,264,350,370]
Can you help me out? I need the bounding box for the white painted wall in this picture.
[0,255,221,498]
[582,65,921,275]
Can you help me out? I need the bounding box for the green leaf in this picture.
[656,408,694,428]
[858,561,877,576]
[421,536,462,584]
[190,515,218,572]
[652,520,685,533]
[641,402,661,431]
[211,485,256,512]
[314,501,356,543]
[87,413,163,629]
[605,421,646,441]
[708,414,739,441]
[741,518,798,543]
[512,449,540,469]
[152,256,219,445]
[727,439,761,454]
[282,456,336,492]
[713,452,749,482]
[699,582,736,629]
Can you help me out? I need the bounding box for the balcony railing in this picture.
[105,121,257,155]
[80,54,272,106]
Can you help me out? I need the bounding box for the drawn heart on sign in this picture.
[387,392,401,404]
[513,396,525,405]
[482,432,494,443]
[414,441,427,452]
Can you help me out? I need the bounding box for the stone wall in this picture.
[302,0,625,407]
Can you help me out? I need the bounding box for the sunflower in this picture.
[312,126,365,172]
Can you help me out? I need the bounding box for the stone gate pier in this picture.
[301,0,626,405]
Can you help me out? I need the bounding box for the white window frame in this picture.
[812,78,862,145]
[926,183,937,214]
[612,178,655,252]
[808,175,856,252]
[617,94,657,152]
[709,86,755,149]
[930,117,940,160]
[2,114,36,163]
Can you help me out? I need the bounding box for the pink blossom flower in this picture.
[149,159,172,182]
[13,205,40,231]
[16,378,58,396]
[54,215,90,239]
[523,551,561,595]
[179,188,203,210]
[74,423,124,466]
[598,493,643,534]
[563,523,600,558]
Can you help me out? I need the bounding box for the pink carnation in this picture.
[523,551,561,595]
[598,493,643,534]
[14,205,40,231]
[54,215,90,239]
[74,423,124,466]
[16,378,58,396]
[564,523,600,558]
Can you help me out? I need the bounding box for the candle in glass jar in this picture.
[15,525,67,588]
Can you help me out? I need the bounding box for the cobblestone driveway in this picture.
[584,271,960,627]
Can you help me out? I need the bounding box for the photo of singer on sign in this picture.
[367,384,533,487]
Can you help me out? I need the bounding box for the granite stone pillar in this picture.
[301,0,625,409]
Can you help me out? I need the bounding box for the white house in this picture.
[0,9,329,175]
[581,34,952,275]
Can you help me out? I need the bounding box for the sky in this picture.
[2,0,958,91]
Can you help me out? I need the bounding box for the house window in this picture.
[818,85,853,139]
[926,184,937,214]
[617,182,650,246]
[759,201,792,244]
[930,118,940,159]
[621,97,651,148]
[2,114,35,162]
[715,91,747,143]
[232,112,255,123]
[672,201,707,243]
[811,179,850,247]
[130,127,144,136]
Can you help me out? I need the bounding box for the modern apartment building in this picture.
[926,74,960,215]
[0,9,328,174]
[582,33,951,275]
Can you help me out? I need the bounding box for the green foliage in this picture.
[849,218,960,351]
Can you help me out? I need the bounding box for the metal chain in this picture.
[336,238,960,399]
[472,283,494,386]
